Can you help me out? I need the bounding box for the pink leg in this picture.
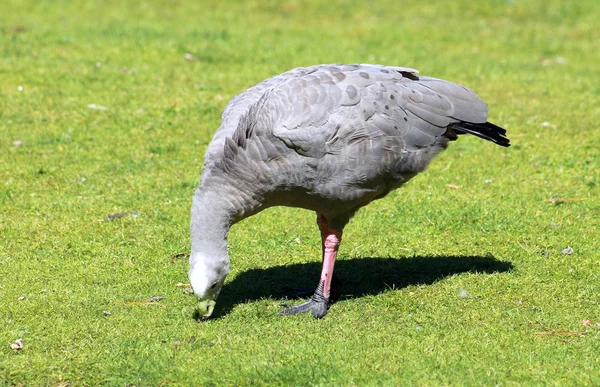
[317,215,342,299]
[280,214,343,318]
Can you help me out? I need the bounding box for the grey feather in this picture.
[199,63,509,221]
[190,64,510,316]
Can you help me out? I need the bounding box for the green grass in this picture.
[1,0,599,385]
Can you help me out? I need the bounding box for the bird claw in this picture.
[279,281,330,318]
[279,297,330,319]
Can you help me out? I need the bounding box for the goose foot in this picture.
[279,282,330,319]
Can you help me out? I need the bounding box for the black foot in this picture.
[279,281,330,319]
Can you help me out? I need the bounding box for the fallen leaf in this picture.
[581,320,593,327]
[281,2,299,12]
[547,197,585,204]
[147,295,164,303]
[171,252,189,262]
[10,338,24,351]
[4,26,25,35]
[175,282,191,287]
[183,287,194,295]
[535,331,581,337]
[12,140,22,147]
[533,324,584,337]
[446,184,461,189]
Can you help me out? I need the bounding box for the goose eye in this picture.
[210,282,217,290]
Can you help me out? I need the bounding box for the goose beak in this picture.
[197,298,216,318]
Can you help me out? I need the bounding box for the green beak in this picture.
[198,299,216,318]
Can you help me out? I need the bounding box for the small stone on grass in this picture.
[561,246,574,255]
[88,103,108,111]
[106,212,130,220]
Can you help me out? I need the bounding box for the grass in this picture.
[1,0,599,385]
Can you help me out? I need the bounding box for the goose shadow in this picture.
[203,255,513,319]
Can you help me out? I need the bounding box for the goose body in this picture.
[189,64,509,318]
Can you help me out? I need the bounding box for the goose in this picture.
[189,64,510,319]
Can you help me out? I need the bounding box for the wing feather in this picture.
[219,64,494,160]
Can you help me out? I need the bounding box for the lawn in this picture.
[1,0,599,385]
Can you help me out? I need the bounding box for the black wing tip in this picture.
[453,121,511,147]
